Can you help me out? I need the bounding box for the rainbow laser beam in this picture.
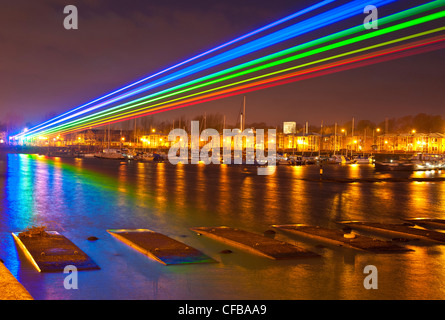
[25,7,445,138]
[32,31,445,139]
[22,0,337,135]
[26,37,445,138]
[40,34,445,137]
[16,0,396,139]
[39,8,445,136]
[35,2,441,134]
[41,36,445,137]
[101,41,445,128]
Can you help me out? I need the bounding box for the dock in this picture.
[338,221,445,244]
[190,226,320,260]
[403,218,445,230]
[272,224,413,253]
[107,229,217,265]
[0,262,33,300]
[12,230,100,272]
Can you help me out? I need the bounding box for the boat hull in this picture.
[375,161,414,171]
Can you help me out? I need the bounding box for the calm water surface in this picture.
[1,153,445,300]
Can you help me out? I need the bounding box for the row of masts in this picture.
[102,97,362,156]
[240,95,246,132]
[173,95,246,132]
[102,96,248,148]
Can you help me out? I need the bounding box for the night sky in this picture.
[1,0,444,129]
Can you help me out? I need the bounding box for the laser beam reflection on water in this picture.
[1,154,445,299]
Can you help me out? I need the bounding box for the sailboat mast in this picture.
[243,96,246,131]
[108,124,110,150]
[334,122,337,156]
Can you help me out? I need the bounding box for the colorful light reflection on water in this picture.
[1,153,445,299]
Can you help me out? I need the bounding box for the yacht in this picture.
[94,149,125,160]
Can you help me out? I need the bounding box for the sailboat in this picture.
[354,155,371,164]
[94,148,125,160]
[94,124,125,159]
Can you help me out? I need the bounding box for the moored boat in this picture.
[411,153,444,171]
[354,155,371,164]
[374,160,415,171]
[94,149,125,160]
[135,152,154,161]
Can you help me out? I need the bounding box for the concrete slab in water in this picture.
[12,231,100,272]
[404,218,445,230]
[272,224,413,253]
[339,221,445,244]
[190,226,320,260]
[107,229,217,265]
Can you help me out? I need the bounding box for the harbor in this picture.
[4,143,445,174]
[1,0,445,303]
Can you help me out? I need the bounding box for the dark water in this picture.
[1,153,445,300]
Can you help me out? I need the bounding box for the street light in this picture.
[341,129,348,156]
[370,128,381,154]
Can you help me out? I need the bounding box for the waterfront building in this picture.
[377,133,445,153]
[140,133,169,149]
[15,124,445,155]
